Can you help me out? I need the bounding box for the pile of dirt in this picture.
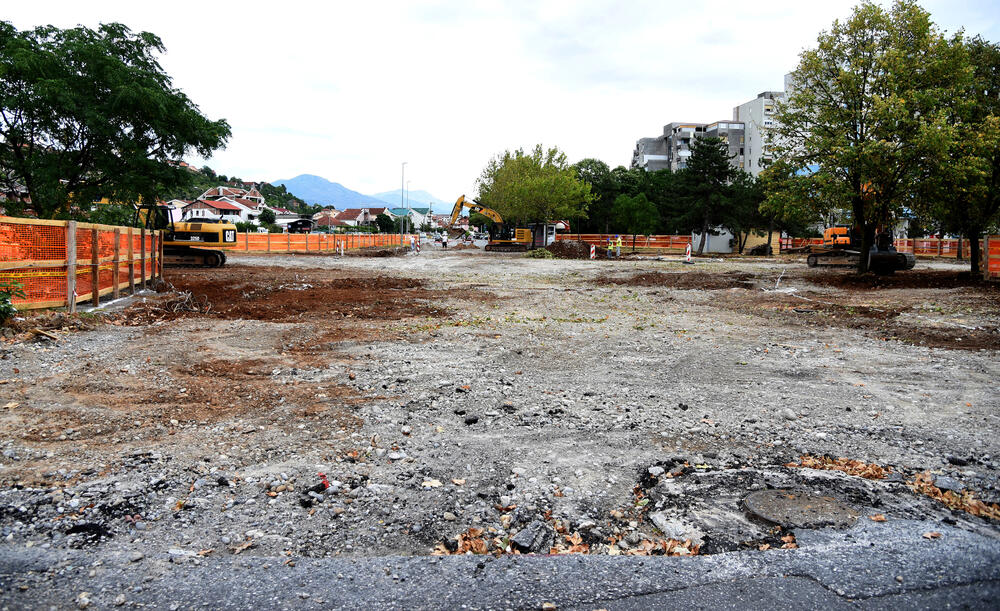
[450,243,480,251]
[349,246,408,258]
[546,240,607,259]
[598,271,755,290]
[115,265,452,324]
[806,270,998,291]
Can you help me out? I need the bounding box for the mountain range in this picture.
[272,174,451,212]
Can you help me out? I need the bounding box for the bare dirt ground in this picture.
[1,248,998,567]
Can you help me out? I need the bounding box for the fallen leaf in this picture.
[3,401,18,409]
[197,549,214,557]
[923,531,942,540]
[758,543,771,551]
[869,514,887,522]
[451,479,466,486]
[780,534,796,544]
[422,479,443,488]
[232,539,254,554]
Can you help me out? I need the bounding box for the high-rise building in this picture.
[733,90,785,176]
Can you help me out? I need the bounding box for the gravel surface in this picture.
[1,247,998,605]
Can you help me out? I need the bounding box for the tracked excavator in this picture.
[805,225,916,273]
[449,195,532,252]
[134,201,237,267]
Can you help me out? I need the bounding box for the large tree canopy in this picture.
[770,0,970,271]
[914,36,1000,273]
[476,145,592,228]
[0,21,231,218]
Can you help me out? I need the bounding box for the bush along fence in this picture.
[1,216,161,311]
[232,232,414,253]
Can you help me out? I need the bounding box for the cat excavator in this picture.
[133,201,238,267]
[449,195,532,252]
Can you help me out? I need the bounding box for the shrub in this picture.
[0,280,26,324]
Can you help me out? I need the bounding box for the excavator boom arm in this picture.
[450,195,503,226]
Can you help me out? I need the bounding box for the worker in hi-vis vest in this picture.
[616,235,622,258]
[606,237,613,258]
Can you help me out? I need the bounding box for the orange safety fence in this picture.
[232,232,412,252]
[780,236,985,258]
[1,216,161,310]
[555,234,692,250]
[987,236,1000,281]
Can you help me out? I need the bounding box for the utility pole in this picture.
[406,180,411,234]
[400,161,407,242]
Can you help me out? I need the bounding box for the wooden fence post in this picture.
[128,228,135,293]
[66,221,77,313]
[113,228,121,299]
[267,232,271,252]
[286,232,291,252]
[246,231,250,252]
[140,227,147,290]
[91,227,100,307]
[158,231,164,280]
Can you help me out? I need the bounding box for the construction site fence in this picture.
[555,234,693,250]
[1,215,162,311]
[779,237,986,258]
[232,232,415,253]
[987,236,1000,281]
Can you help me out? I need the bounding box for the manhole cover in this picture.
[744,490,858,528]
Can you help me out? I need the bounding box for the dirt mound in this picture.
[806,270,998,291]
[116,265,452,324]
[450,243,480,251]
[546,240,606,259]
[349,246,408,258]
[598,271,755,290]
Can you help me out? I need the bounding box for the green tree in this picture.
[723,171,766,254]
[771,1,971,272]
[915,36,1000,273]
[673,137,737,255]
[258,208,277,226]
[476,145,592,242]
[573,158,615,233]
[759,160,827,249]
[612,193,659,251]
[375,213,394,233]
[0,22,231,219]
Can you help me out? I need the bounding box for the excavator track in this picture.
[164,247,228,268]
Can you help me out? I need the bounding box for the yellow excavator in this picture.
[449,195,532,252]
[133,201,238,267]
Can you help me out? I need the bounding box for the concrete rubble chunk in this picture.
[510,520,555,554]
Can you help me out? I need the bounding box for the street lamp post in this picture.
[400,162,407,243]
[406,180,411,234]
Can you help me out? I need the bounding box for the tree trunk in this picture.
[696,216,708,255]
[632,233,637,252]
[766,221,774,256]
[970,230,981,275]
[857,223,875,274]
[957,235,964,261]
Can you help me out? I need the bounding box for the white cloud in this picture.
[5,0,997,199]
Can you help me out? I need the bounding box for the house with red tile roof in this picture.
[181,199,244,223]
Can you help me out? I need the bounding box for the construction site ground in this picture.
[1,247,999,608]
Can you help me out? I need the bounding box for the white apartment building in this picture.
[732,90,785,176]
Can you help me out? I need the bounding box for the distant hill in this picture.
[370,189,451,212]
[272,174,383,208]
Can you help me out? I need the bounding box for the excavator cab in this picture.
[133,201,237,267]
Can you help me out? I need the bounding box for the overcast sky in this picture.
[7,1,999,201]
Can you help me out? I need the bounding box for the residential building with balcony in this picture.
[632,121,745,172]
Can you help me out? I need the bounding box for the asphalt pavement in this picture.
[1,519,998,609]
